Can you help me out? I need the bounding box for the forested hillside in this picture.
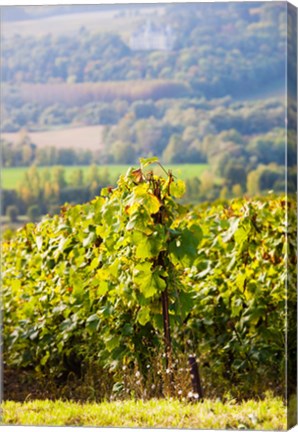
[1,3,286,90]
[1,2,296,220]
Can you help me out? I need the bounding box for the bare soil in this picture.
[1,125,105,151]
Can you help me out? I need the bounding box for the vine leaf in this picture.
[137,306,151,325]
[133,263,166,298]
[234,226,250,245]
[86,314,100,332]
[139,156,159,169]
[169,224,202,266]
[169,179,186,198]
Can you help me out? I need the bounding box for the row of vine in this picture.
[2,157,295,400]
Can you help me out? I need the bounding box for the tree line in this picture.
[3,165,111,220]
[2,96,286,166]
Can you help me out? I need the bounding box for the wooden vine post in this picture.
[188,355,204,401]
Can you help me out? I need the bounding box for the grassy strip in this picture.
[2,397,286,429]
[2,164,208,189]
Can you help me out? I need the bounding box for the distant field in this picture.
[8,81,190,106]
[1,6,165,40]
[2,164,209,189]
[1,126,105,151]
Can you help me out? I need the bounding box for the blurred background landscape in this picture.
[1,2,296,231]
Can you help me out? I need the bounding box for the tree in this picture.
[21,143,36,165]
[162,134,186,163]
[27,205,41,222]
[52,166,67,189]
[132,100,156,119]
[232,184,243,197]
[111,141,136,164]
[16,129,32,147]
[2,190,19,216]
[199,170,216,198]
[223,160,247,189]
[247,130,285,165]
[246,164,284,196]
[6,205,19,223]
[219,185,229,200]
[87,164,100,185]
[185,176,201,200]
[70,169,84,187]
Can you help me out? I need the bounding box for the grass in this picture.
[0,215,29,230]
[2,164,209,189]
[1,397,286,429]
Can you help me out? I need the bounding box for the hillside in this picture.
[1,2,296,222]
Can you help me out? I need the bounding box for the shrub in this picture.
[27,204,41,222]
[6,205,19,223]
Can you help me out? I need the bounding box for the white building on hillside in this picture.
[129,20,175,51]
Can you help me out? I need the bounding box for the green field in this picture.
[2,164,209,189]
[1,397,286,429]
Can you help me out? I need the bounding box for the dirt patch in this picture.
[1,125,105,151]
[2,366,113,402]
[3,368,56,402]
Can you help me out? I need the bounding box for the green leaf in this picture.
[89,257,100,272]
[71,274,84,299]
[109,259,120,278]
[222,218,239,242]
[135,236,152,259]
[137,306,151,325]
[40,351,50,366]
[57,236,71,253]
[106,335,120,352]
[86,314,100,332]
[59,318,76,332]
[197,264,211,279]
[126,212,152,234]
[169,179,186,198]
[128,184,160,215]
[152,313,163,331]
[11,279,21,290]
[134,232,163,259]
[133,263,166,298]
[176,290,194,320]
[234,226,249,245]
[143,193,160,215]
[121,323,133,336]
[83,232,96,248]
[52,304,67,314]
[169,224,202,266]
[236,273,246,290]
[243,307,266,325]
[231,297,244,317]
[139,156,159,169]
[97,280,109,297]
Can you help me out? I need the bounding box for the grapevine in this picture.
[2,158,294,400]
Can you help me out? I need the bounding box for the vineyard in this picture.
[2,158,295,407]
